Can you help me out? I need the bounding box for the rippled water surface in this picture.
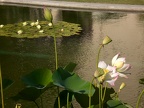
[0,5,144,108]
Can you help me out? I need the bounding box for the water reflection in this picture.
[0,5,144,108]
[0,5,44,24]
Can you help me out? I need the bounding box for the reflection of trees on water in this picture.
[137,14,144,21]
[93,12,127,22]
[137,14,144,28]
[0,6,44,24]
[62,10,92,33]
[92,12,127,38]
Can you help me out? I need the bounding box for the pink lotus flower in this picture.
[98,61,119,86]
[112,53,131,78]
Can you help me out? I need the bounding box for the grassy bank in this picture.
[56,0,144,5]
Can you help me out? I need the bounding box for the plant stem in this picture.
[54,35,58,69]
[40,90,43,108]
[102,83,108,101]
[53,35,61,108]
[0,65,4,108]
[89,77,95,108]
[67,92,69,108]
[96,45,103,108]
[136,89,144,108]
[99,84,101,108]
[96,45,103,69]
[33,101,40,108]
[98,84,104,108]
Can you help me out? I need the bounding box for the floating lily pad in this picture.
[0,21,82,38]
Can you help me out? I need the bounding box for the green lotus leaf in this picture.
[22,68,53,89]
[52,67,73,88]
[52,67,95,95]
[0,21,82,38]
[107,100,128,108]
[64,74,95,95]
[64,62,77,73]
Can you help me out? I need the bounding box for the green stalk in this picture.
[102,83,108,101]
[54,35,58,69]
[136,89,144,108]
[53,35,60,108]
[0,65,4,108]
[96,45,103,69]
[89,77,95,108]
[67,92,69,108]
[96,45,103,108]
[33,101,40,108]
[99,84,101,108]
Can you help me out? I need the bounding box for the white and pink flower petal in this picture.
[106,76,118,86]
[98,61,107,69]
[118,64,131,72]
[118,73,128,78]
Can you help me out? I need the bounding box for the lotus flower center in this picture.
[114,61,124,69]
[103,69,109,74]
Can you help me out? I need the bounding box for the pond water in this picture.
[0,5,144,108]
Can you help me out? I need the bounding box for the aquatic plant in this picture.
[1,7,143,108]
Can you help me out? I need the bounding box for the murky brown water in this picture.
[0,5,144,108]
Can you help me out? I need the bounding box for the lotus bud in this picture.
[48,23,53,26]
[23,22,28,26]
[94,69,104,78]
[94,70,99,78]
[119,82,126,92]
[17,30,23,34]
[0,25,4,28]
[44,8,53,23]
[30,22,35,26]
[37,25,41,29]
[39,30,44,33]
[102,36,112,45]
